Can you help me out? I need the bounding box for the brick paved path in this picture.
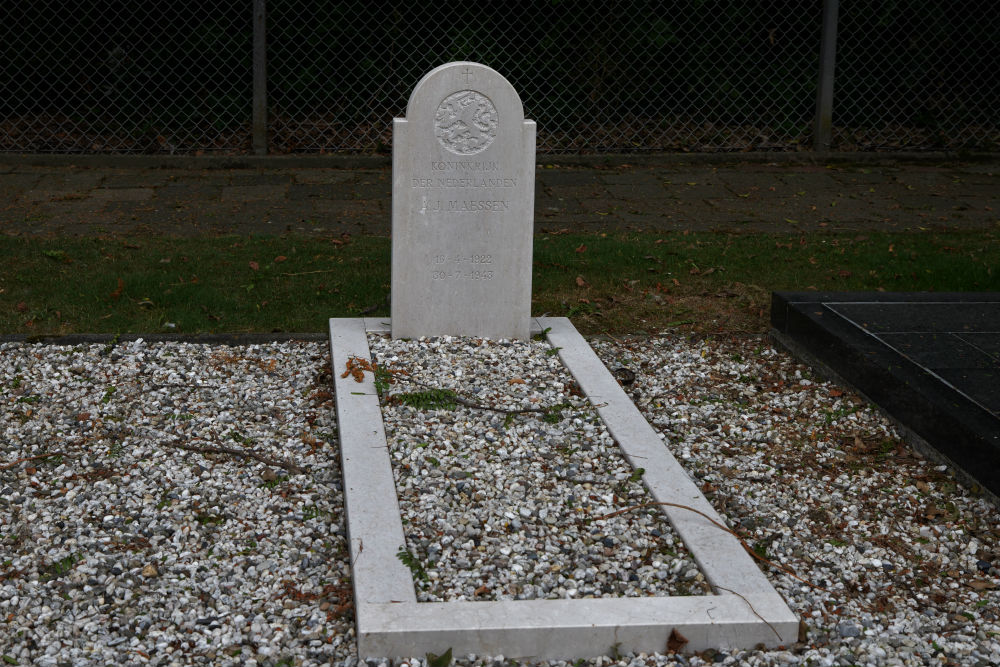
[1,156,997,236]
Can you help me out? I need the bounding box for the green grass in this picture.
[0,235,388,334]
[1,230,996,335]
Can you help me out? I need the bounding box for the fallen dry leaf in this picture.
[575,275,588,287]
[249,261,259,271]
[968,580,998,591]
[274,255,287,263]
[508,378,526,385]
[574,243,587,253]
[667,628,688,652]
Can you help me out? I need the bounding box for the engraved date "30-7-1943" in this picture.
[431,269,494,281]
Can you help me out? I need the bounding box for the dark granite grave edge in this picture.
[771,291,1000,505]
[0,332,328,345]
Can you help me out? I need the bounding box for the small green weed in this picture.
[426,647,453,667]
[566,302,598,318]
[542,401,572,423]
[262,476,288,489]
[195,514,226,526]
[101,386,116,404]
[42,249,70,263]
[393,388,458,411]
[616,467,646,493]
[609,642,622,660]
[155,490,172,509]
[41,553,80,581]
[533,326,552,341]
[227,430,254,446]
[102,333,121,355]
[396,547,429,581]
[753,533,781,559]
[824,404,858,424]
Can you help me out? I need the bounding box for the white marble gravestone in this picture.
[391,62,536,340]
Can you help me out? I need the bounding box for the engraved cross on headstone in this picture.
[462,66,472,83]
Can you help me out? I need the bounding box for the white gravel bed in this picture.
[368,334,706,602]
[1,340,353,666]
[2,334,1000,667]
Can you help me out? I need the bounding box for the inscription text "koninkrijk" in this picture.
[430,160,500,171]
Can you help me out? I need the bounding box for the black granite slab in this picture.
[771,292,1000,498]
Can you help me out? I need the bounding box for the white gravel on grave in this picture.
[368,333,706,603]
[2,334,1000,667]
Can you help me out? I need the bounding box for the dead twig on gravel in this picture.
[344,356,590,420]
[594,501,826,591]
[165,440,305,474]
[1,452,71,470]
[403,375,556,416]
[714,585,782,641]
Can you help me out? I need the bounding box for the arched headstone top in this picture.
[404,61,525,133]
[391,62,536,340]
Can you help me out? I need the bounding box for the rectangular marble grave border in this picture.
[328,317,798,660]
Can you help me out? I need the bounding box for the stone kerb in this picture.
[391,62,536,340]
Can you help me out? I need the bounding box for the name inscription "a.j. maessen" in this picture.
[420,199,509,213]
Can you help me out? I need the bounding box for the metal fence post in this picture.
[252,0,267,155]
[813,0,839,151]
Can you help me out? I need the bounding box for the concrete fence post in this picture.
[252,0,268,155]
[813,0,839,151]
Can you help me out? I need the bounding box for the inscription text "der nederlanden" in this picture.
[411,177,517,188]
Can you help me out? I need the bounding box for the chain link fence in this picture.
[1,1,996,154]
[0,1,252,153]
[833,0,1000,151]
